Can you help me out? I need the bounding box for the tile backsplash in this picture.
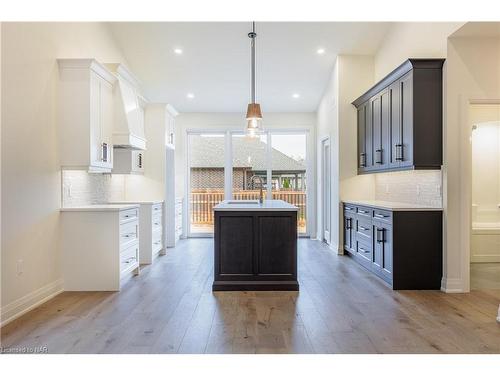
[374,170,442,207]
[62,170,125,207]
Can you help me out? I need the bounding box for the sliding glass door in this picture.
[188,133,226,235]
[231,133,269,201]
[187,130,309,236]
[270,133,307,234]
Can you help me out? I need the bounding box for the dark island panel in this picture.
[213,207,298,291]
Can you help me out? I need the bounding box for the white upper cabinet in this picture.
[58,59,116,173]
[105,63,146,150]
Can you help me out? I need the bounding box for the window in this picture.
[186,130,309,236]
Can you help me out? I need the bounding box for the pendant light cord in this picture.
[248,22,257,104]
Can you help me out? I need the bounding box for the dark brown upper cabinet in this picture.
[352,59,444,174]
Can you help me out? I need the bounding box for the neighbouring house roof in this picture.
[189,136,305,172]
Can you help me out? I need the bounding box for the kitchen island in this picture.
[213,199,299,291]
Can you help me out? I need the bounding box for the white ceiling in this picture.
[108,22,392,113]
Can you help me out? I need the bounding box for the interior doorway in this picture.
[321,137,331,244]
[469,104,500,290]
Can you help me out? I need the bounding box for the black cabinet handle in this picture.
[375,149,383,164]
[345,217,352,229]
[374,213,389,219]
[358,225,369,231]
[395,144,403,161]
[360,153,366,167]
[376,228,385,243]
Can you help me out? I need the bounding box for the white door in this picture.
[322,138,331,243]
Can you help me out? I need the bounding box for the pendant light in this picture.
[245,22,263,137]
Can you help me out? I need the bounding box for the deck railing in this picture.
[190,189,306,229]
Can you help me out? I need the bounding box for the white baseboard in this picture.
[0,278,64,327]
[440,277,465,293]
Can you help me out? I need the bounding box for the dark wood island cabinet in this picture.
[213,200,299,291]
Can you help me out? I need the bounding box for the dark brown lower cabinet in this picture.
[213,210,298,291]
[343,203,442,290]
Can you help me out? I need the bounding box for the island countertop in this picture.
[214,199,298,211]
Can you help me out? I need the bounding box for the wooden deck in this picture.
[1,239,500,354]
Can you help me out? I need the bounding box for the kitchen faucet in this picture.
[250,175,265,204]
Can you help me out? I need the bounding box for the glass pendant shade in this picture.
[246,103,263,137]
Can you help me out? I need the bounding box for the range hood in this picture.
[105,63,147,150]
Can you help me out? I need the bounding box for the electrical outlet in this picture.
[16,259,24,276]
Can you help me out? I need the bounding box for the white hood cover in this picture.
[107,63,146,150]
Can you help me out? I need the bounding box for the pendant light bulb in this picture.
[245,22,263,138]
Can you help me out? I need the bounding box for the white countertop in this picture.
[60,204,139,212]
[108,200,163,205]
[343,200,443,211]
[214,199,298,211]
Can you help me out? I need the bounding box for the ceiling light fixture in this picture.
[292,93,300,99]
[245,22,263,138]
[186,93,195,99]
[317,48,325,55]
[174,48,183,55]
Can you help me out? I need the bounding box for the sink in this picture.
[226,200,260,205]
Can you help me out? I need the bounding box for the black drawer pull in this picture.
[374,213,389,219]
[345,206,353,211]
[395,144,404,161]
[359,247,370,254]
[346,218,353,229]
[360,153,366,167]
[358,209,369,214]
[358,225,370,231]
[376,228,386,243]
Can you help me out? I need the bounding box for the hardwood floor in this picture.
[471,263,500,290]
[2,239,500,354]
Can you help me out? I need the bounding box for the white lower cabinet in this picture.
[60,205,140,291]
[110,201,164,264]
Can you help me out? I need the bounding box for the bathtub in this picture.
[471,219,500,263]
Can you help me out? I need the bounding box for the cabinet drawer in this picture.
[120,208,139,223]
[152,203,163,215]
[343,204,356,215]
[373,208,392,223]
[120,220,139,249]
[355,238,373,267]
[356,217,372,241]
[356,206,372,218]
[120,244,139,275]
[152,229,162,253]
[152,215,162,231]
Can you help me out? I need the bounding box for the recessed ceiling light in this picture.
[174,48,183,55]
[186,93,195,99]
[316,48,325,55]
[292,93,300,99]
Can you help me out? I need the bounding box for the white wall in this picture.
[1,23,128,324]
[470,106,500,224]
[175,112,317,235]
[374,22,464,80]
[316,55,376,251]
[444,36,500,292]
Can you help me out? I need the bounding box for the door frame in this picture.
[321,136,331,244]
